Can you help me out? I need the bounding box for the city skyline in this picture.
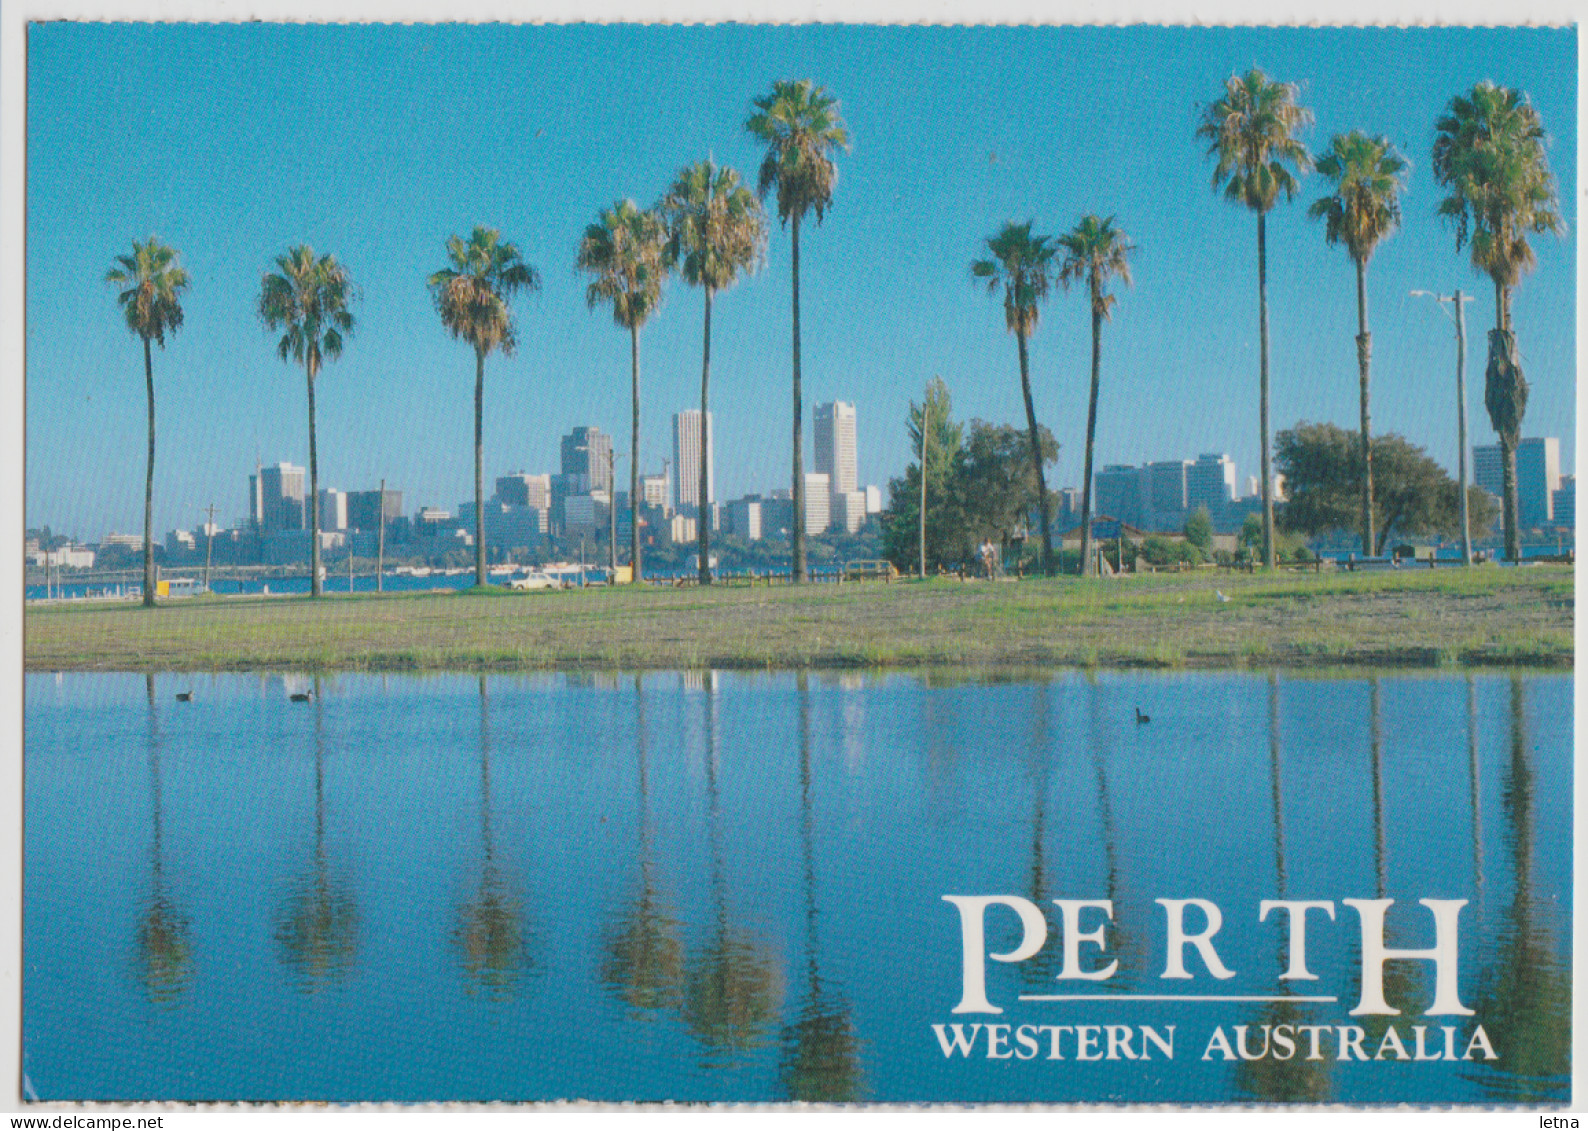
[26,24,1575,541]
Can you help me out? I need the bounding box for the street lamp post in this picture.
[1411,289,1475,565]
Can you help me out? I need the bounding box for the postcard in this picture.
[12,16,1575,1110]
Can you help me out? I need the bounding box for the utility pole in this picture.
[203,503,216,593]
[376,478,386,593]
[1412,289,1475,565]
[918,395,929,580]
[607,449,618,577]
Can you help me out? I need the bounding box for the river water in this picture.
[22,669,1570,1104]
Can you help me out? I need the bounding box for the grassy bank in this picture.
[23,565,1572,673]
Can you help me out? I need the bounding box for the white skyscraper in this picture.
[814,401,858,495]
[672,410,715,512]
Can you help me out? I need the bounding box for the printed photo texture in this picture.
[20,21,1575,1106]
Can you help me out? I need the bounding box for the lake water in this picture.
[23,669,1570,1104]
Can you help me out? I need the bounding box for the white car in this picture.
[508,572,563,591]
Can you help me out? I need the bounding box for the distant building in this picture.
[814,401,858,495]
[864,485,883,514]
[165,529,197,555]
[415,507,455,538]
[496,472,551,511]
[803,473,832,535]
[1475,437,1562,528]
[641,471,671,514]
[483,502,548,550]
[562,492,610,538]
[347,488,403,532]
[672,410,714,512]
[1146,460,1190,530]
[251,462,306,532]
[561,426,613,494]
[1553,475,1575,529]
[669,513,697,544]
[1095,465,1148,530]
[727,496,763,541]
[318,488,348,532]
[832,490,867,535]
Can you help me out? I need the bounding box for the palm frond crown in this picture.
[428,227,540,357]
[106,237,190,346]
[744,79,851,227]
[1307,131,1408,265]
[1056,215,1135,319]
[663,160,768,294]
[970,221,1057,337]
[259,245,358,373]
[1432,81,1563,290]
[1197,68,1315,214]
[576,200,670,330]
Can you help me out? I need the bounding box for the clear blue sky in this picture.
[26,23,1575,540]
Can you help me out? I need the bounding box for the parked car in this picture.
[508,572,564,591]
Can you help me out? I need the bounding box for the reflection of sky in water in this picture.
[23,670,1570,1103]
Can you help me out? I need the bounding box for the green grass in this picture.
[22,565,1573,673]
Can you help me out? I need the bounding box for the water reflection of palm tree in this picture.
[1234,673,1331,1103]
[274,676,361,992]
[601,674,685,1011]
[779,672,863,1101]
[1087,678,1143,988]
[684,672,785,1058]
[1021,681,1063,992]
[455,674,531,998]
[1464,676,1569,1101]
[135,672,192,1006]
[1466,675,1485,902]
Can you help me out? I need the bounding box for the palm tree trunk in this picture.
[1078,289,1103,577]
[698,288,713,586]
[791,214,806,584]
[308,357,322,598]
[474,347,486,588]
[1355,256,1375,559]
[1496,282,1521,562]
[1258,212,1275,570]
[630,322,643,584]
[1016,323,1053,574]
[918,401,928,578]
[142,337,156,608]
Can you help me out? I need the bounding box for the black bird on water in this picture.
[289,691,313,703]
[174,691,193,702]
[1134,707,1151,725]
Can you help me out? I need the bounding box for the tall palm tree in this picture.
[577,200,670,584]
[745,80,850,584]
[664,160,768,585]
[1308,132,1408,560]
[1198,68,1313,570]
[259,247,357,598]
[106,238,189,608]
[429,227,540,588]
[971,221,1058,573]
[1433,83,1563,562]
[1057,215,1135,577]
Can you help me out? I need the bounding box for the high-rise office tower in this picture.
[561,426,613,494]
[251,462,306,532]
[1475,437,1562,528]
[673,410,714,512]
[496,472,552,511]
[1186,453,1238,514]
[814,401,858,495]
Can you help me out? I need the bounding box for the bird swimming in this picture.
[174,691,193,702]
[289,691,313,703]
[1135,707,1150,724]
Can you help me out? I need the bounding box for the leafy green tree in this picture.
[1183,505,1214,556]
[746,79,850,584]
[577,200,670,584]
[904,376,961,577]
[106,238,190,608]
[1277,421,1498,554]
[1433,82,1564,561]
[429,227,540,588]
[971,222,1059,573]
[1057,215,1134,577]
[259,246,357,598]
[1308,131,1408,559]
[958,420,1059,552]
[1198,68,1313,569]
[664,160,767,585]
